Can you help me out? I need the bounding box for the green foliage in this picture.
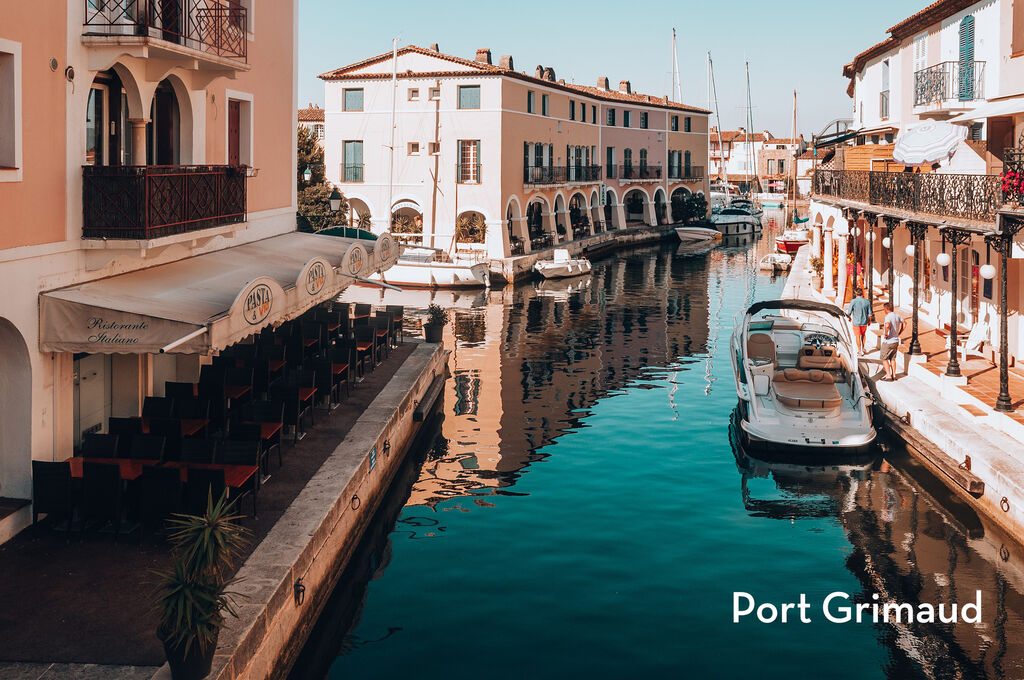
[357,212,372,230]
[153,492,250,657]
[298,183,348,231]
[809,256,824,275]
[391,214,422,234]
[683,193,708,222]
[455,212,486,243]
[297,125,324,190]
[426,303,450,326]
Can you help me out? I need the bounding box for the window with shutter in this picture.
[959,16,976,101]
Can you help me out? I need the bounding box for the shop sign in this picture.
[243,283,273,325]
[305,260,327,296]
[85,317,147,346]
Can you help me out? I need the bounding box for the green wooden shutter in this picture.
[959,16,975,101]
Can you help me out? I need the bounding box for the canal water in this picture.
[291,215,1024,680]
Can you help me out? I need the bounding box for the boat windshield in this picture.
[721,208,751,215]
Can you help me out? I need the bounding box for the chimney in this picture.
[618,80,631,94]
[429,42,439,52]
[543,67,556,82]
[597,76,610,90]
[498,54,514,69]
[475,48,492,65]
[535,65,544,78]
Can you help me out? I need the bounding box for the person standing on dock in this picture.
[880,302,903,381]
[845,287,871,355]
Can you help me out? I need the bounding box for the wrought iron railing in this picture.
[668,165,704,181]
[913,61,984,106]
[83,0,247,61]
[813,168,1000,223]
[343,164,363,182]
[83,164,246,239]
[523,165,600,184]
[1002,147,1024,206]
[618,164,662,180]
[456,163,482,184]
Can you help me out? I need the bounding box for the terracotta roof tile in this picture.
[298,105,324,122]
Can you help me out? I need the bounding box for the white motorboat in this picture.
[730,299,877,456]
[775,228,809,255]
[758,253,791,272]
[710,207,761,236]
[674,226,722,243]
[367,246,490,288]
[729,197,763,217]
[534,249,592,279]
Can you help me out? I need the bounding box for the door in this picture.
[150,81,179,165]
[85,85,107,165]
[228,99,241,166]
[343,141,363,181]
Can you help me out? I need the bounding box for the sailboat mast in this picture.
[708,52,728,198]
[790,89,797,212]
[671,28,682,101]
[744,61,760,196]
[387,37,398,235]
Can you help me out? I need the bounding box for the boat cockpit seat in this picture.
[772,368,843,409]
[796,346,847,373]
[747,333,777,366]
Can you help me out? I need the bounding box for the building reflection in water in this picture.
[731,425,1024,680]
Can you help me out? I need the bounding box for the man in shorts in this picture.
[880,301,903,380]
[845,287,872,355]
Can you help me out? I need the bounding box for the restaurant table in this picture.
[160,461,258,490]
[141,417,210,437]
[267,359,286,373]
[225,384,252,401]
[66,457,145,481]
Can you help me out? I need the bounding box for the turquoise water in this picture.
[292,235,1024,680]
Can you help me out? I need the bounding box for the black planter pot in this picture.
[160,628,218,680]
[423,323,443,343]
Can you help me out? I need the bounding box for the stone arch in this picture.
[567,191,590,239]
[670,186,691,223]
[505,195,527,254]
[0,318,32,500]
[526,195,553,248]
[455,210,487,244]
[347,196,374,230]
[604,188,621,230]
[653,187,668,225]
[391,196,424,244]
[157,72,196,164]
[623,187,650,225]
[552,193,568,242]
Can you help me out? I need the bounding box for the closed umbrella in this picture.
[892,121,967,166]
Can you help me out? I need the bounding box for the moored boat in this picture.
[367,246,490,288]
[710,206,761,236]
[729,299,877,456]
[758,253,791,271]
[533,249,593,279]
[775,228,809,254]
[675,226,722,242]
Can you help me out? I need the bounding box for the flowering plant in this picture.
[1001,169,1023,200]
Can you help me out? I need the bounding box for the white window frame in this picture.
[428,141,440,155]
[408,87,419,101]
[0,38,23,182]
[224,89,255,167]
[408,141,420,155]
[429,87,441,100]
[85,82,109,166]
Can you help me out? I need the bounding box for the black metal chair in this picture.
[173,397,210,421]
[228,422,270,477]
[184,468,227,516]
[328,346,352,398]
[354,326,376,373]
[165,381,197,401]
[180,439,217,465]
[142,396,175,418]
[386,305,405,343]
[240,400,285,468]
[31,460,73,530]
[108,417,143,458]
[218,439,261,516]
[138,465,183,536]
[146,418,182,461]
[80,433,120,459]
[80,461,122,539]
[371,314,391,359]
[128,434,166,462]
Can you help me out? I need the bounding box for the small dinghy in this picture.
[675,226,722,243]
[758,253,792,272]
[534,249,592,279]
[775,229,809,255]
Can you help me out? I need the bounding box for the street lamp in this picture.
[302,166,312,183]
[329,186,343,213]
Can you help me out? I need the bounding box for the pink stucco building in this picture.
[320,45,710,258]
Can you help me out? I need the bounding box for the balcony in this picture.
[813,168,999,224]
[913,61,984,111]
[456,163,482,184]
[1002,147,1024,207]
[668,165,704,182]
[83,164,247,239]
[618,164,662,181]
[523,165,601,185]
[83,0,247,65]
[343,164,364,182]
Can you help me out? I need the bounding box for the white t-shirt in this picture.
[884,311,903,342]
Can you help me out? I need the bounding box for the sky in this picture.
[298,0,925,138]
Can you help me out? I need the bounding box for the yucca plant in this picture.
[153,491,250,679]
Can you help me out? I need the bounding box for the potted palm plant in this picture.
[154,492,250,680]
[423,304,449,343]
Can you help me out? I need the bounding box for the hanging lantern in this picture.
[852,227,859,237]
[882,236,891,249]
[905,244,915,257]
[980,263,996,280]
[866,231,874,242]
[936,252,951,267]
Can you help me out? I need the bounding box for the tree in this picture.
[296,125,348,230]
[683,193,708,223]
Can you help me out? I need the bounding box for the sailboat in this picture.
[773,90,810,255]
[360,39,491,289]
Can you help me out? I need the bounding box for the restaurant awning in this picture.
[948,97,1024,123]
[40,231,399,354]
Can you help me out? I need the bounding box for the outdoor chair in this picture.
[245,358,280,400]
[165,381,197,401]
[386,305,405,343]
[80,461,123,539]
[81,433,120,459]
[184,468,227,516]
[128,434,166,462]
[31,460,73,530]
[271,382,313,444]
[173,397,210,422]
[138,465,183,537]
[180,439,217,465]
[354,326,376,373]
[958,318,990,364]
[371,315,392,359]
[146,418,182,461]
[108,417,143,457]
[328,345,352,397]
[142,396,175,418]
[218,439,263,514]
[228,423,270,477]
[240,400,285,467]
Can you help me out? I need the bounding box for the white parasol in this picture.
[892,121,967,166]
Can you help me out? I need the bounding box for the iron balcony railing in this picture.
[83,164,246,239]
[456,163,482,183]
[618,164,662,180]
[913,61,985,106]
[343,164,364,182]
[813,168,1000,223]
[83,0,247,61]
[1002,147,1024,205]
[523,165,601,184]
[668,165,704,181]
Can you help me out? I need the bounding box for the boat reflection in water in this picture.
[730,417,1024,679]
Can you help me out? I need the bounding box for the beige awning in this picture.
[948,97,1024,123]
[40,231,399,354]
